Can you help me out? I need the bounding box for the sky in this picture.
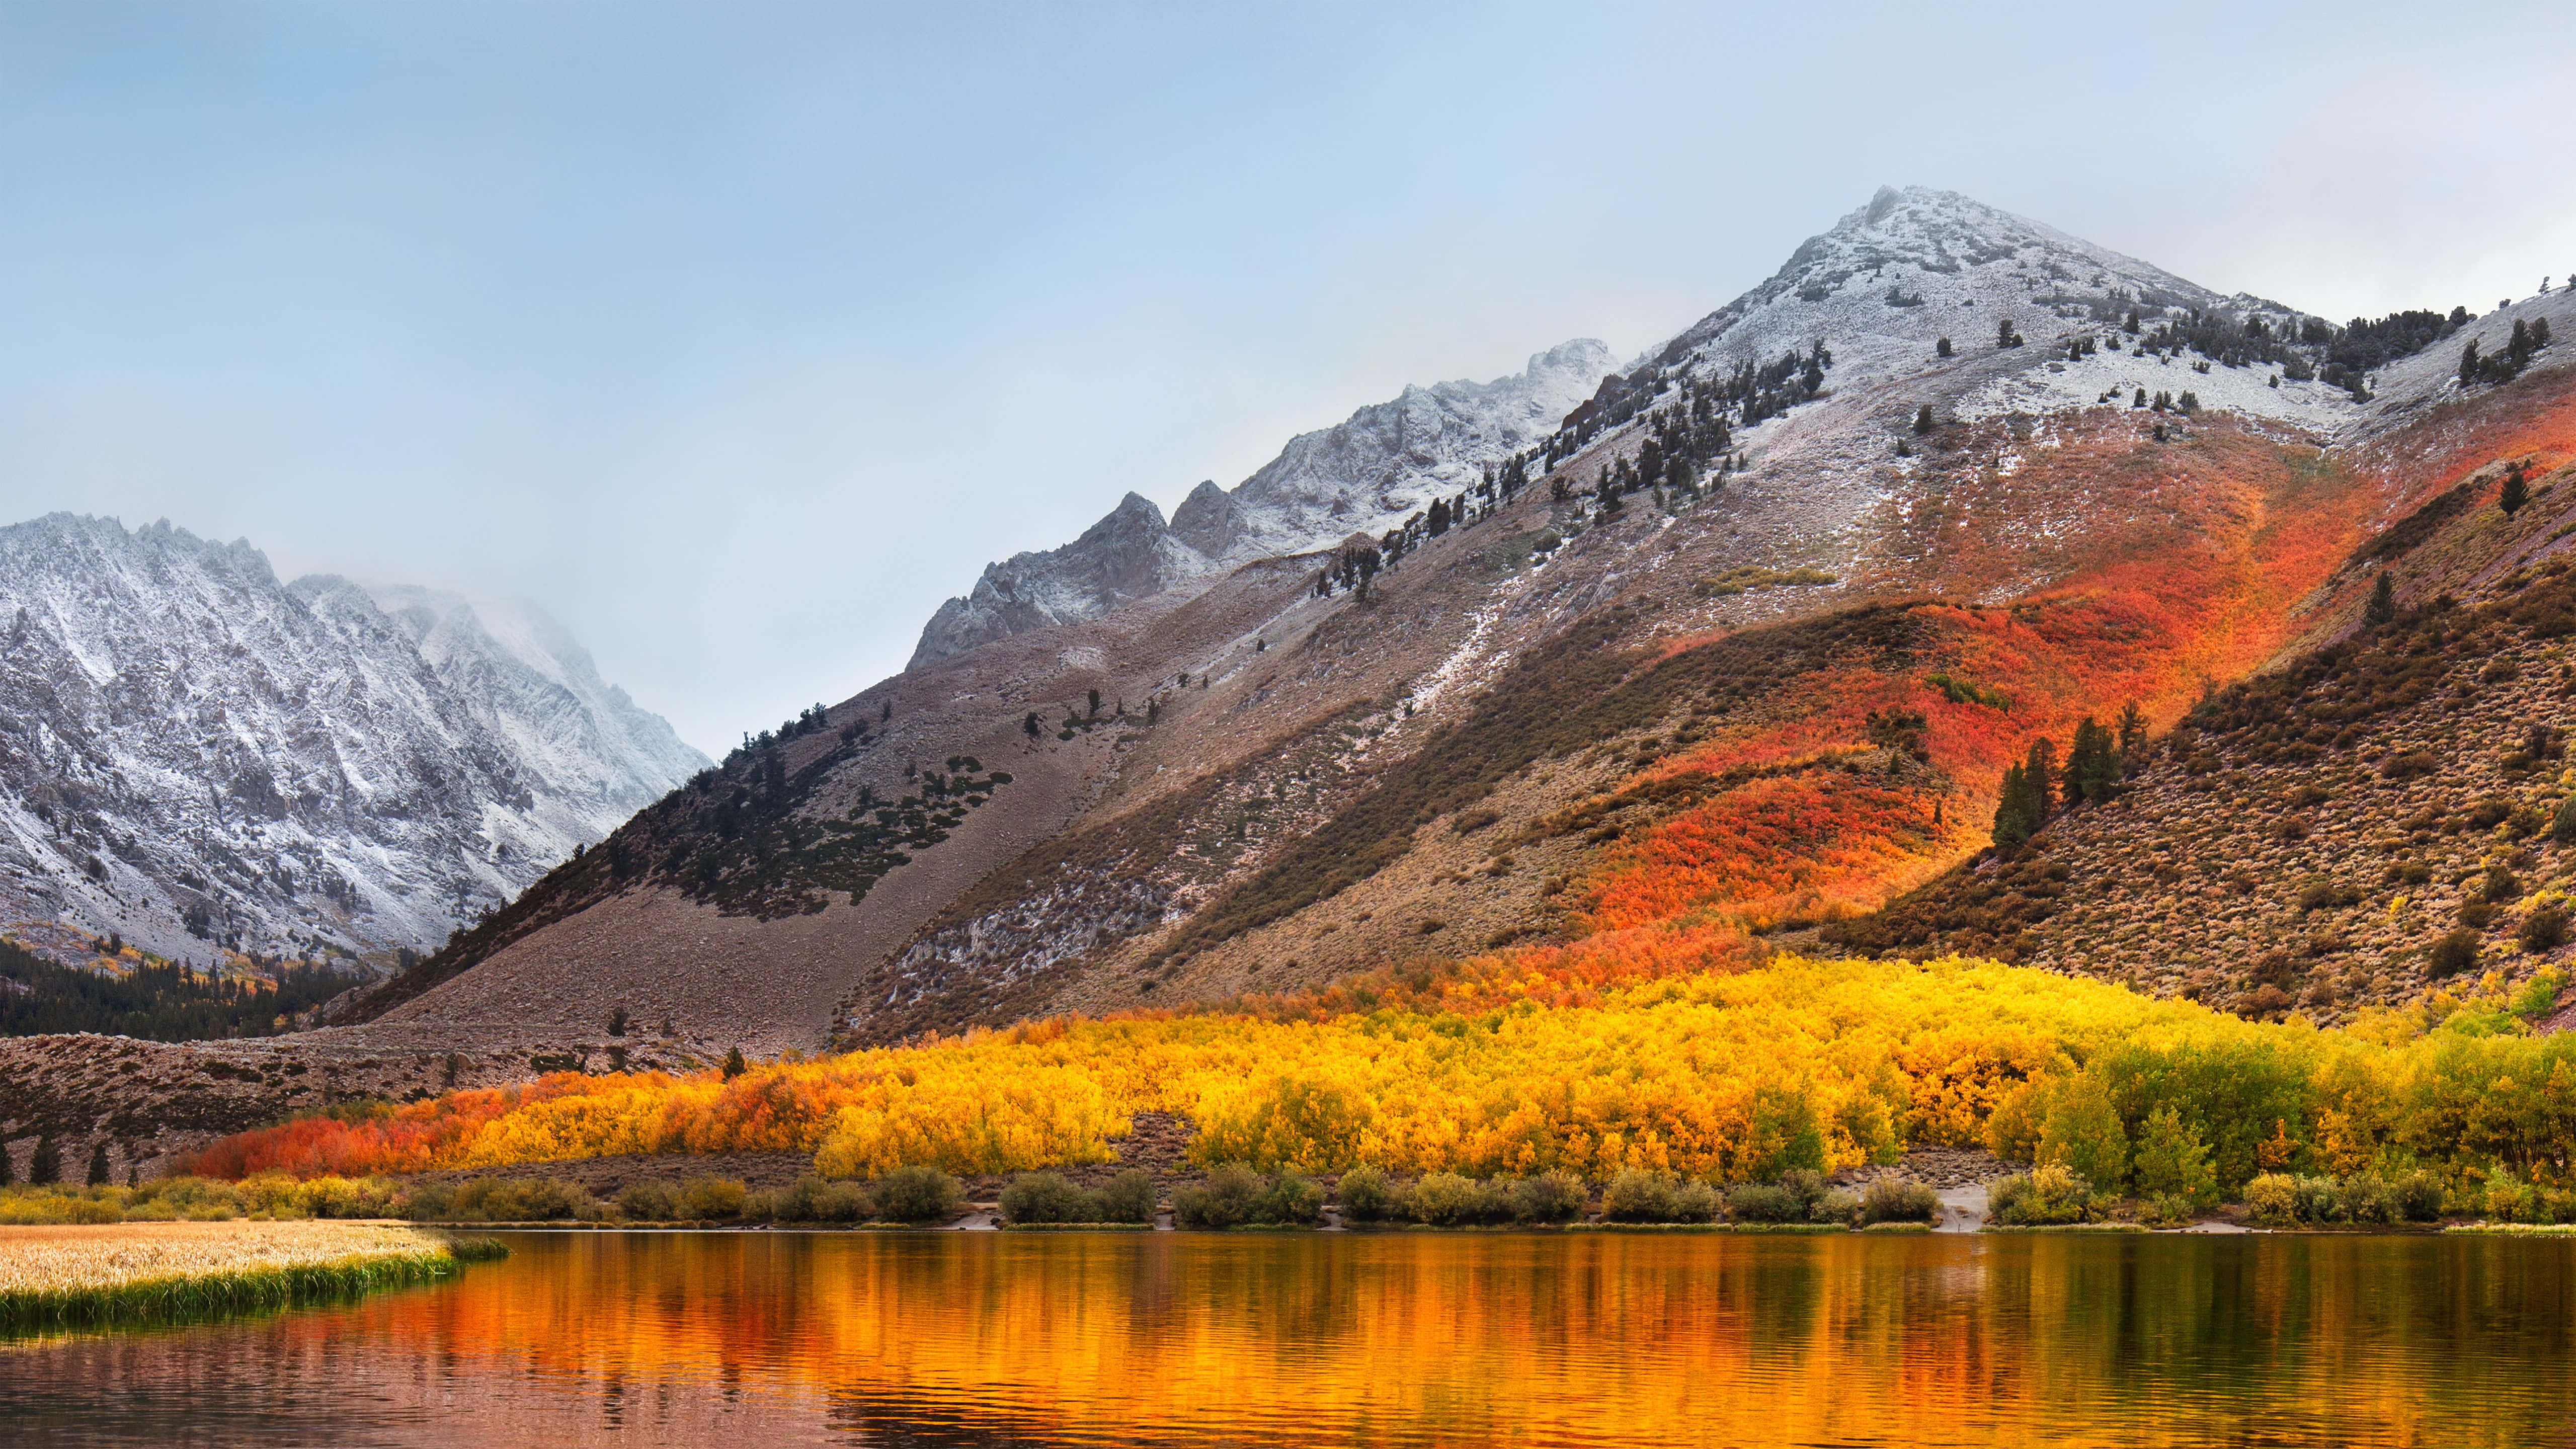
[3,1,2570,755]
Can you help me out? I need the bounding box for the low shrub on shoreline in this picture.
[1990,1165,2099,1226]
[1173,1166,1322,1228]
[0,1175,408,1227]
[1000,1170,1156,1225]
[2242,1170,2450,1226]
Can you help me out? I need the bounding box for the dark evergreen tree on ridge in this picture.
[2365,572,2398,628]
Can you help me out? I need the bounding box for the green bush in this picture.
[415,1176,594,1223]
[2244,1172,2299,1226]
[1599,1170,1719,1224]
[1600,1169,1676,1223]
[1859,1179,1939,1225]
[873,1166,963,1223]
[1808,1187,1859,1225]
[1990,1164,2095,1225]
[2249,1169,2446,1225]
[1096,1169,1157,1224]
[1174,1165,1322,1228]
[618,1180,683,1221]
[1726,1183,1805,1224]
[0,1188,124,1225]
[2428,928,2482,978]
[2342,1174,2401,1225]
[2482,1175,2541,1224]
[1001,1172,1102,1225]
[1670,1180,1723,1224]
[1262,1172,1326,1226]
[1408,1172,1503,1226]
[2392,1170,2447,1223]
[1506,1170,1586,1224]
[293,1175,403,1220]
[2038,1078,2129,1193]
[2129,1105,2217,1210]
[2520,902,2569,953]
[2289,1175,2348,1224]
[1174,1164,1265,1228]
[136,1177,248,1222]
[1334,1166,1403,1222]
[766,1175,874,1223]
[680,1176,748,1221]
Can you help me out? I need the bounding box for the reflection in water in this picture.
[7,1230,2575,1447]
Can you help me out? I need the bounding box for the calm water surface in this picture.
[6,1229,2573,1447]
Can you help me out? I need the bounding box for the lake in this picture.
[5,1228,2572,1446]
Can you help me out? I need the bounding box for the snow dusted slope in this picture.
[366,583,708,819]
[0,515,708,966]
[1647,186,2328,417]
[909,339,1615,666]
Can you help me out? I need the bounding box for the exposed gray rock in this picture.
[908,340,1615,667]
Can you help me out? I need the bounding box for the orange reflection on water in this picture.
[334,1231,2576,1447]
[12,1231,2575,1447]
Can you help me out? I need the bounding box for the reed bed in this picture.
[0,1220,504,1329]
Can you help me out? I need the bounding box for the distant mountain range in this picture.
[0,514,706,969]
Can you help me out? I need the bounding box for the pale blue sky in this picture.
[3,1,2568,751]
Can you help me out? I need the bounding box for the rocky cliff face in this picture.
[907,339,1617,667]
[0,515,706,967]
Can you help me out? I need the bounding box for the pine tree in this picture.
[1996,317,2024,349]
[1914,404,1936,435]
[86,1140,111,1187]
[1936,336,1954,358]
[722,1047,747,1080]
[2131,1105,2217,1209]
[1024,711,1042,738]
[2115,700,2149,773]
[1992,763,2035,845]
[2365,571,2397,627]
[2024,738,2058,823]
[0,1139,14,1187]
[2133,387,2147,408]
[2502,462,2529,517]
[2460,339,2483,386]
[2065,717,2119,804]
[29,1135,60,1186]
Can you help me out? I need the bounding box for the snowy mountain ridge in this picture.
[0,514,708,969]
[908,339,1617,666]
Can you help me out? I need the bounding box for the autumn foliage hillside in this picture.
[183,952,2576,1203]
[1532,409,2394,938]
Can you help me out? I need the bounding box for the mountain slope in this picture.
[325,185,2550,1061]
[0,516,707,969]
[1826,337,2576,1019]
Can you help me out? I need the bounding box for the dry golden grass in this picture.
[0,1220,455,1299]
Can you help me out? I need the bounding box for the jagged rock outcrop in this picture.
[0,515,706,966]
[908,339,1616,666]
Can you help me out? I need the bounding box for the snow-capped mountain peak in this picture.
[0,514,707,967]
